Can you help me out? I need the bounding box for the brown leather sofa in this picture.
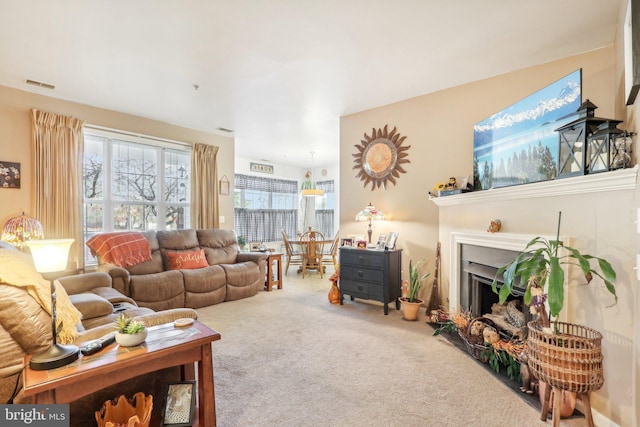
[100,229,268,311]
[0,241,198,425]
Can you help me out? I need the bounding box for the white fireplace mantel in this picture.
[431,165,638,206]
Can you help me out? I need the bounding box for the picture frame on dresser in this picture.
[376,234,387,250]
[341,238,353,247]
[385,232,399,250]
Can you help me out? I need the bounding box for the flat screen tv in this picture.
[473,69,582,190]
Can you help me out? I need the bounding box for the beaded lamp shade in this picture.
[1,212,44,248]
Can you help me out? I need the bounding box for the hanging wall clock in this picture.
[353,125,410,190]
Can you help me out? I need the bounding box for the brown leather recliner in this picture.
[0,242,198,427]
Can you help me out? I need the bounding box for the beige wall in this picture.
[0,85,235,231]
[340,45,636,425]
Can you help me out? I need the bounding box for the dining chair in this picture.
[321,230,340,271]
[299,230,326,278]
[281,229,303,274]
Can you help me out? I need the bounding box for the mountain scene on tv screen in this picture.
[473,69,581,190]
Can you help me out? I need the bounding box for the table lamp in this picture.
[1,212,44,249]
[25,238,79,370]
[355,202,385,244]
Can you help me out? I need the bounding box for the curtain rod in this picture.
[84,123,192,148]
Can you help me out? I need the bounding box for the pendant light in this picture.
[301,151,324,197]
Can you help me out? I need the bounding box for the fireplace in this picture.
[449,231,565,321]
[460,244,531,324]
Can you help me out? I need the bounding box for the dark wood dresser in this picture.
[338,247,402,314]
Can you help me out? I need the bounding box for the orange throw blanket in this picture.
[86,232,152,268]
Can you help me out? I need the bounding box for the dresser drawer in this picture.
[340,250,385,268]
[339,279,369,299]
[340,265,384,283]
[368,282,384,300]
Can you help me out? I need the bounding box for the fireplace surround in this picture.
[449,231,568,321]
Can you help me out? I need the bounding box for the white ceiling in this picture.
[0,0,624,169]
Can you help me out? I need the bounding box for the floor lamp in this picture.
[25,239,79,371]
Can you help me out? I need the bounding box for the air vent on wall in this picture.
[25,79,55,90]
[216,127,234,133]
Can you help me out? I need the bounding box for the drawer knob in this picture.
[357,270,363,278]
[357,285,364,291]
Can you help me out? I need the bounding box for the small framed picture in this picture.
[219,175,230,195]
[162,381,196,427]
[376,234,387,250]
[341,238,353,247]
[249,242,262,251]
[0,161,20,189]
[356,240,367,249]
[385,232,399,250]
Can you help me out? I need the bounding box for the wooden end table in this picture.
[23,320,221,427]
[266,252,283,291]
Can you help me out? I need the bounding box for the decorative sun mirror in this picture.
[353,125,410,190]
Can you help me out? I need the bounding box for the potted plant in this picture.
[114,313,147,347]
[491,214,617,329]
[398,259,430,321]
[237,235,247,251]
[491,212,617,422]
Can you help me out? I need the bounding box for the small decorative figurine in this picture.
[446,176,457,190]
[487,219,501,233]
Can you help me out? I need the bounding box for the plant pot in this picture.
[538,381,576,418]
[527,321,604,393]
[115,330,147,347]
[399,297,423,321]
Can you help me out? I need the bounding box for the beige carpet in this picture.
[196,269,585,427]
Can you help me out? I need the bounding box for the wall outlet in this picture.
[219,216,225,224]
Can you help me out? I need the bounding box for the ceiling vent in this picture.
[25,79,55,90]
[216,127,233,133]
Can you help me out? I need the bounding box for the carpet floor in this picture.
[196,269,585,427]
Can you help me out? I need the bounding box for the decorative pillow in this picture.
[166,249,208,270]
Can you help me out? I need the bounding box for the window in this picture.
[234,174,298,242]
[315,180,335,238]
[83,128,191,263]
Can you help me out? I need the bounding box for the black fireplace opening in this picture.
[459,244,529,324]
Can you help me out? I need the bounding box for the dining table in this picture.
[294,233,333,275]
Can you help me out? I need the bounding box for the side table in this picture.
[266,252,283,291]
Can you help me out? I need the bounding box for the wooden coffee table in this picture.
[23,320,221,426]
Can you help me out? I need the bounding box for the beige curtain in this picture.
[191,143,219,229]
[31,109,85,268]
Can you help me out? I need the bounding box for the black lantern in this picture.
[555,100,607,177]
[587,120,623,173]
[611,131,634,170]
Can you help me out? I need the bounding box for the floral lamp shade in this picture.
[355,203,385,244]
[1,212,44,248]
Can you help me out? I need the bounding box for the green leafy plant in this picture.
[491,212,617,327]
[115,313,145,335]
[408,259,430,302]
[482,348,522,383]
[432,318,458,336]
[237,235,247,247]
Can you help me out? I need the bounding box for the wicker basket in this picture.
[527,321,604,393]
[458,317,496,362]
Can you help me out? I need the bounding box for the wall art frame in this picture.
[626,0,640,105]
[250,162,274,174]
[0,161,20,189]
[161,381,196,427]
[219,174,230,195]
[473,69,582,190]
